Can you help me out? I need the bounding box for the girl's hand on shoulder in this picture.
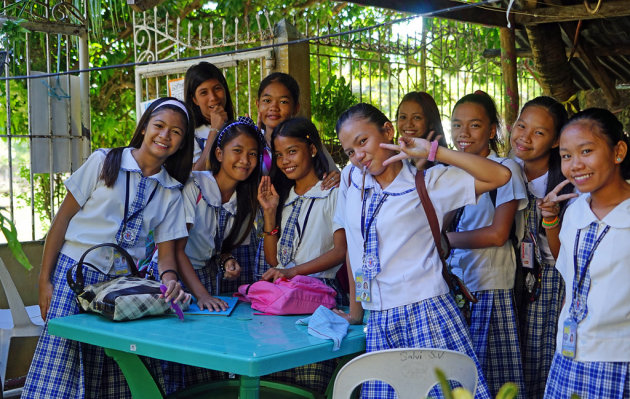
[332,308,363,325]
[261,267,295,282]
[38,278,53,321]
[222,256,241,280]
[257,176,279,212]
[539,179,578,219]
[321,170,341,190]
[196,292,229,312]
[380,136,431,166]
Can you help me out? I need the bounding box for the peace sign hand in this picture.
[539,179,578,219]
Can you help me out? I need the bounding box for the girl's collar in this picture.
[572,192,630,229]
[285,180,334,205]
[191,171,237,213]
[349,160,416,195]
[120,148,182,189]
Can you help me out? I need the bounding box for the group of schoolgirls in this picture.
[23,55,630,399]
[332,91,630,399]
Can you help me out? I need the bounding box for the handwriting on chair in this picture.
[399,350,445,362]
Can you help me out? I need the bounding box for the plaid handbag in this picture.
[66,243,187,321]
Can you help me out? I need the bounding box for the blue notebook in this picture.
[185,296,238,316]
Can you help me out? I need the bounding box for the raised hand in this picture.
[257,176,280,212]
[380,136,432,166]
[539,179,578,219]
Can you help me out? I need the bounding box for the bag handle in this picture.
[414,171,453,289]
[414,171,478,304]
[66,243,140,295]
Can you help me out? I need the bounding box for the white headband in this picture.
[154,99,189,119]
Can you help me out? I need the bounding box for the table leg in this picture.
[239,375,260,399]
[104,348,164,399]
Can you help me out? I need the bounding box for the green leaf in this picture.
[435,368,454,399]
[496,382,519,399]
[0,224,32,271]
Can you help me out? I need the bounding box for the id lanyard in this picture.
[570,224,610,322]
[295,198,316,247]
[120,171,159,242]
[360,190,389,252]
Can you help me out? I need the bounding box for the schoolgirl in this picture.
[23,97,193,398]
[445,92,527,398]
[510,96,574,398]
[177,116,265,309]
[149,117,265,394]
[184,61,235,170]
[544,108,630,398]
[334,102,512,399]
[257,117,346,304]
[395,91,448,169]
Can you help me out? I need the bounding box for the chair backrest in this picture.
[332,348,478,399]
[0,257,33,329]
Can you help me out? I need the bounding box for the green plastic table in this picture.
[47,302,366,399]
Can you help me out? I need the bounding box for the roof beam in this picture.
[482,45,630,58]
[515,0,630,25]
[343,0,510,27]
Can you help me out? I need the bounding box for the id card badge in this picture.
[113,251,129,275]
[520,238,535,269]
[354,272,371,303]
[561,318,577,359]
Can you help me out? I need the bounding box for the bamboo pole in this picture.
[500,27,518,154]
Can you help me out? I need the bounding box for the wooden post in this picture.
[500,27,518,153]
[270,19,311,119]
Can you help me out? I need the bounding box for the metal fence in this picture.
[1,6,542,240]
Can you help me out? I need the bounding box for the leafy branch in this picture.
[0,207,32,271]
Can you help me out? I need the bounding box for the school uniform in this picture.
[23,148,187,399]
[275,182,344,300]
[514,165,567,399]
[544,194,630,399]
[192,124,212,163]
[447,152,527,399]
[334,160,491,399]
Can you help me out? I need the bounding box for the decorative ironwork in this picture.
[0,0,86,27]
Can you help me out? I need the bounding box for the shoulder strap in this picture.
[414,171,453,290]
[196,190,202,204]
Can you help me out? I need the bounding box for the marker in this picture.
[160,284,184,321]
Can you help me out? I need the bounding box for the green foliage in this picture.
[0,206,32,270]
[435,367,518,399]
[16,167,66,233]
[311,75,356,140]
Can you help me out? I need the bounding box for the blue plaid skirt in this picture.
[22,252,164,398]
[521,263,565,399]
[544,353,630,399]
[469,289,526,399]
[362,294,492,399]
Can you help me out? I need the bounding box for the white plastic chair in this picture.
[0,256,44,394]
[332,348,478,399]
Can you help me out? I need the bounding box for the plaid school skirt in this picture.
[469,289,526,399]
[361,294,492,399]
[22,253,165,399]
[544,353,630,399]
[521,263,565,399]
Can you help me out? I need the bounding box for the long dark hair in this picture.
[257,72,300,132]
[453,91,501,153]
[184,62,235,128]
[562,107,630,179]
[270,117,329,229]
[99,97,194,187]
[519,96,573,198]
[209,119,265,253]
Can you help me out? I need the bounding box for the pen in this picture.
[160,284,184,321]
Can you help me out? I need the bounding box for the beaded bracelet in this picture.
[264,226,280,236]
[541,215,560,229]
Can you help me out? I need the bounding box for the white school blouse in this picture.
[193,125,212,163]
[276,182,342,279]
[334,161,477,311]
[448,152,528,291]
[555,194,630,362]
[182,171,251,269]
[61,148,187,274]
